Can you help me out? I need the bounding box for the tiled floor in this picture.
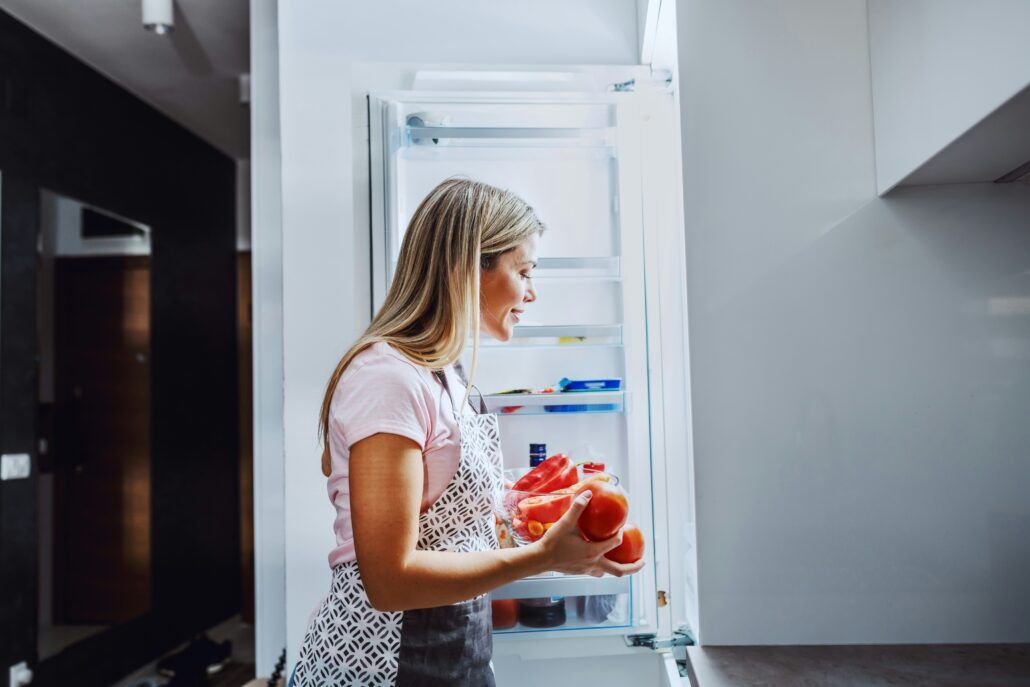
[686,644,1030,687]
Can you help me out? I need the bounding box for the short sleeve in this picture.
[330,352,433,452]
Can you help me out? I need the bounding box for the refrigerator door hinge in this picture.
[624,626,695,651]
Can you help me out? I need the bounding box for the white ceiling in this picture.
[1,0,249,159]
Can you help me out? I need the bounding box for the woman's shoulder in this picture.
[337,342,434,393]
[330,342,440,447]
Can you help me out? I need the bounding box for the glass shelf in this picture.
[534,257,621,279]
[484,390,624,415]
[492,613,632,635]
[478,324,623,348]
[491,573,630,600]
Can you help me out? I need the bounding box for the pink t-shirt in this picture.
[325,341,466,568]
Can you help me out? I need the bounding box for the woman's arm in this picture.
[350,432,640,612]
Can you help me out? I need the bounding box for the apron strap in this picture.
[432,363,487,417]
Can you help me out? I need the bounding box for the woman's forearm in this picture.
[362,542,551,612]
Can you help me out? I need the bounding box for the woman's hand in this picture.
[534,491,646,578]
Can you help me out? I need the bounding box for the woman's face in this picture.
[480,235,539,341]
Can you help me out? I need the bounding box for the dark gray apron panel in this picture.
[395,595,495,686]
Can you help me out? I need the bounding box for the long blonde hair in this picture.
[319,178,544,471]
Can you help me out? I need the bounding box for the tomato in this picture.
[517,492,574,524]
[605,522,645,564]
[512,516,542,542]
[511,454,577,493]
[575,481,628,541]
[552,471,611,495]
[491,599,518,629]
[582,461,605,473]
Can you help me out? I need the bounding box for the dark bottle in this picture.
[517,442,566,627]
[517,596,567,628]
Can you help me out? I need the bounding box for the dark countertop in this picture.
[686,644,1030,686]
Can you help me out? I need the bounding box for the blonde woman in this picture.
[289,179,643,686]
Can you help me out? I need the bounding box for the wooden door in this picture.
[53,255,151,623]
[238,251,254,623]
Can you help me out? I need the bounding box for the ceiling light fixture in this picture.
[142,0,174,35]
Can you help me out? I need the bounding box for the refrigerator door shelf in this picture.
[492,573,630,600]
[484,390,624,415]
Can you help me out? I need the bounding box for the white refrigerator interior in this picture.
[369,90,692,678]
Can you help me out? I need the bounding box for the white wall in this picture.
[868,0,1030,193]
[273,0,640,669]
[251,0,286,676]
[678,0,1030,644]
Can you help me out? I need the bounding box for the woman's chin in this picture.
[481,324,512,342]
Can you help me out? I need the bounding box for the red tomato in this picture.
[511,516,542,542]
[512,454,578,493]
[605,522,645,564]
[552,472,611,495]
[582,461,606,473]
[576,481,628,541]
[491,599,518,629]
[517,492,574,524]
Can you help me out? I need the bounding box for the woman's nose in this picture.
[524,282,537,303]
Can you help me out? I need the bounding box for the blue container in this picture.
[543,403,619,413]
[558,377,622,392]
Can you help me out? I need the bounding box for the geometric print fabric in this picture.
[293,411,505,686]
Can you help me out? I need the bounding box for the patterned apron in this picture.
[292,367,504,686]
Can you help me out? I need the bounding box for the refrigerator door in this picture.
[369,90,685,648]
[635,94,699,644]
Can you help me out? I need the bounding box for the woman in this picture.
[290,179,644,686]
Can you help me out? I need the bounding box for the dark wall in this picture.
[0,9,240,686]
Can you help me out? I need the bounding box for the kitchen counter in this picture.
[684,643,1030,686]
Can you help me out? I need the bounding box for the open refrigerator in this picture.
[369,87,696,683]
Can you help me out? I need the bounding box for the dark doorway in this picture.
[36,195,153,659]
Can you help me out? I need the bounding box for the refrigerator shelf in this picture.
[492,614,633,636]
[405,125,615,148]
[534,256,621,279]
[491,572,631,600]
[484,391,624,415]
[478,324,623,347]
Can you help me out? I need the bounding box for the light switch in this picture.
[1,453,31,481]
[8,661,33,686]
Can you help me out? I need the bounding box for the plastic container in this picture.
[543,403,618,413]
[558,377,622,392]
[498,467,618,546]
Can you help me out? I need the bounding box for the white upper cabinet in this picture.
[868,0,1030,193]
